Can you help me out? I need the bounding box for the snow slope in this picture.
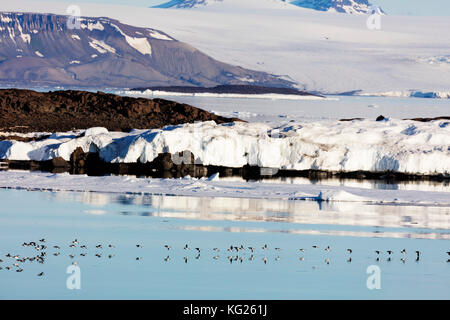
[1,119,449,176]
[2,1,448,94]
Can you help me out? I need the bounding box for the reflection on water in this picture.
[221,176,450,193]
[48,191,450,240]
[1,188,449,300]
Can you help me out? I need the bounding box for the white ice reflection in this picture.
[48,191,450,240]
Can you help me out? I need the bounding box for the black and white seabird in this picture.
[248,247,254,253]
[136,244,142,248]
[164,256,170,262]
[401,249,407,254]
[387,250,393,255]
[312,245,318,249]
[184,244,189,250]
[375,250,380,255]
[347,249,352,254]
[164,245,171,250]
[262,244,268,250]
[325,246,331,252]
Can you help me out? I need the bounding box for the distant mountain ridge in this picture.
[153,0,383,14]
[0,12,293,89]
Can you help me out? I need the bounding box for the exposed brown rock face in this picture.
[0,89,241,133]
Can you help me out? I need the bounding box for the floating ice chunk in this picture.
[317,190,370,202]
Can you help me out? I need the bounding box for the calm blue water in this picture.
[122,92,450,123]
[0,188,449,299]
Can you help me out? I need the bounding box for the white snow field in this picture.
[121,90,327,100]
[1,119,449,176]
[2,1,450,95]
[1,170,450,206]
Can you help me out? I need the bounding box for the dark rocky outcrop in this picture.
[0,88,241,133]
[132,85,322,97]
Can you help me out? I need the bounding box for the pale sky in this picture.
[24,0,450,16]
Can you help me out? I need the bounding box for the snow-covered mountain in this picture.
[289,0,377,14]
[153,0,382,14]
[0,12,292,89]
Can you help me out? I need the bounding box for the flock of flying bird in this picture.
[0,239,449,276]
